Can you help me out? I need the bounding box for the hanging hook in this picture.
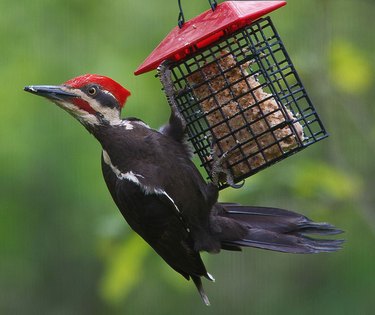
[178,0,217,28]
[208,0,217,11]
[177,0,185,28]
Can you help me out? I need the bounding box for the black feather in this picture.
[217,204,344,254]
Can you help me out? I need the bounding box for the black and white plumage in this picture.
[24,73,343,305]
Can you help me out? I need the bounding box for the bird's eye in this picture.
[88,86,97,96]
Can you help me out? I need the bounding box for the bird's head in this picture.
[25,74,131,126]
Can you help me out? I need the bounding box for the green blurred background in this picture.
[1,0,374,314]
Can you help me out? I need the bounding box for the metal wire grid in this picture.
[245,18,327,145]
[164,17,328,188]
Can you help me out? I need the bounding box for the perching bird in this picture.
[24,73,343,305]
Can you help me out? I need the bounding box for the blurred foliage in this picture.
[99,233,148,305]
[329,39,372,94]
[1,0,374,314]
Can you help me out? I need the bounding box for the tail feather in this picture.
[218,204,344,254]
[191,275,210,306]
[295,222,343,235]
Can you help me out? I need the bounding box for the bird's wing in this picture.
[101,156,208,280]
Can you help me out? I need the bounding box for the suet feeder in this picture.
[135,1,328,189]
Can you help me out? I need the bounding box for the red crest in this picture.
[64,74,131,108]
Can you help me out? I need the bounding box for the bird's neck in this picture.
[87,120,135,150]
[88,123,116,145]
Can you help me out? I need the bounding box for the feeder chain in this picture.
[178,0,218,28]
[208,0,217,11]
[177,0,185,28]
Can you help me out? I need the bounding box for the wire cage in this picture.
[160,16,328,189]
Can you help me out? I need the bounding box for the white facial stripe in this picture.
[59,87,139,128]
[64,88,121,125]
[57,100,99,125]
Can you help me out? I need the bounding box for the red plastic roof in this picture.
[135,1,286,75]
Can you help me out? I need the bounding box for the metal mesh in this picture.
[162,16,328,189]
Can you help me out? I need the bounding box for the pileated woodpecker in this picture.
[24,72,342,305]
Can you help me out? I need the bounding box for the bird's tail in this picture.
[217,204,344,254]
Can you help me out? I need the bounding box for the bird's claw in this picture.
[210,141,244,189]
[158,61,185,122]
[157,60,175,100]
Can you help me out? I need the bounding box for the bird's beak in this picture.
[24,85,77,101]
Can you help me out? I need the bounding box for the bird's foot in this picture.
[157,61,187,140]
[210,141,245,189]
[157,61,176,106]
[157,61,186,120]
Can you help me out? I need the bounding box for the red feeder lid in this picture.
[135,1,286,75]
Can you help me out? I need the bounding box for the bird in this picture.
[24,72,343,305]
